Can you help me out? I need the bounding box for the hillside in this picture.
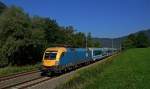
[94,29,150,48]
[93,37,124,48]
[57,48,150,89]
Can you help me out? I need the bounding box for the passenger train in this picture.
[41,47,117,75]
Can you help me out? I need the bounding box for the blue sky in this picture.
[2,0,150,38]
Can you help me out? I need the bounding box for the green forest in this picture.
[0,3,100,67]
[122,32,150,49]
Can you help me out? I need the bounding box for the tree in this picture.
[87,32,93,47]
[0,6,36,66]
[122,32,150,50]
[122,34,136,49]
[72,32,85,47]
[43,18,60,45]
[93,41,101,47]
[136,32,149,48]
[31,16,48,60]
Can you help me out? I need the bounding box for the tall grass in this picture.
[0,63,41,76]
[56,48,150,89]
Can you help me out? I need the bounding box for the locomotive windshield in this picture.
[44,51,57,60]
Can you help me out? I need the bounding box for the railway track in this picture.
[0,70,39,82]
[14,77,52,89]
[0,70,41,89]
[3,76,52,89]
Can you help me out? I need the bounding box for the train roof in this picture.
[45,47,67,52]
[45,47,117,52]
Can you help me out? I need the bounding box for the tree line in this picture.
[0,4,100,67]
[122,32,150,50]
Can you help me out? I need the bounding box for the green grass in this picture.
[0,63,41,76]
[56,48,150,89]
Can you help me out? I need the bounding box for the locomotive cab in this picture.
[42,47,67,68]
[43,51,58,67]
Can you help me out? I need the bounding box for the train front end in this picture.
[43,51,58,68]
[41,47,66,75]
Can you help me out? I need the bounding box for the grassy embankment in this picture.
[57,48,150,89]
[0,63,40,76]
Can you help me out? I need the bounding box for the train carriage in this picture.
[88,48,104,61]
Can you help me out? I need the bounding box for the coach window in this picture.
[94,50,102,56]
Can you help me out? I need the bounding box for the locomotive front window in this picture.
[44,51,57,60]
